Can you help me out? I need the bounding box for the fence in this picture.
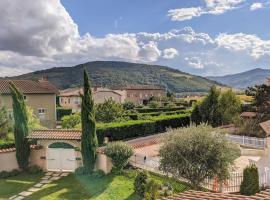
[130,154,270,193]
[226,134,267,149]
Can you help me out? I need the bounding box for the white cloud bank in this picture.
[0,0,270,77]
[168,0,246,21]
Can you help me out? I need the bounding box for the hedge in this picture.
[135,107,186,113]
[96,113,190,144]
[56,107,72,121]
[0,140,15,150]
[128,110,191,120]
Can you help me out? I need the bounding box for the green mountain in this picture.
[5,61,222,93]
[208,68,270,89]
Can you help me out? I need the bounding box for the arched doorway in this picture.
[47,142,76,172]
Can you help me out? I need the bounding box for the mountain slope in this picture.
[208,68,270,89]
[5,61,222,93]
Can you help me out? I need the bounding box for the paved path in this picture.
[9,171,69,200]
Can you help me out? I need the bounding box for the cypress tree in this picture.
[9,83,30,170]
[80,68,98,173]
[240,164,260,195]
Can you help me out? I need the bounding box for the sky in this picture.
[1,0,270,77]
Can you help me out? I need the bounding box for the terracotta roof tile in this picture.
[0,80,58,94]
[160,189,270,200]
[260,120,270,136]
[0,145,36,154]
[27,130,81,140]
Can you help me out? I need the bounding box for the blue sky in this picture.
[62,0,270,39]
[1,0,270,76]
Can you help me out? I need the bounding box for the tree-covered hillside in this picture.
[6,61,222,93]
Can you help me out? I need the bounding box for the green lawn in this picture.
[0,172,43,200]
[1,170,191,200]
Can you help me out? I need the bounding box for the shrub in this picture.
[0,140,15,149]
[148,101,161,108]
[123,101,135,110]
[134,171,148,197]
[57,107,72,121]
[0,169,20,179]
[240,164,260,196]
[26,165,42,174]
[105,141,133,172]
[144,179,161,200]
[95,98,125,123]
[0,171,10,179]
[75,166,88,175]
[62,113,81,129]
[91,170,105,178]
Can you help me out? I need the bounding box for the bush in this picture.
[57,107,72,121]
[0,140,15,149]
[26,165,43,174]
[105,142,133,172]
[144,179,161,200]
[0,169,20,179]
[95,98,125,123]
[240,164,260,195]
[148,101,161,108]
[134,171,148,197]
[75,166,88,175]
[123,101,135,110]
[91,170,105,178]
[62,113,81,129]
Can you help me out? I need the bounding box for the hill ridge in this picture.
[3,61,222,93]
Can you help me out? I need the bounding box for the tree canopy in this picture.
[159,124,240,189]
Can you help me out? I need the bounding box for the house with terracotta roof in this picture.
[0,79,58,128]
[113,85,166,105]
[59,87,126,112]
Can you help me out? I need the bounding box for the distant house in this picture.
[0,79,58,128]
[113,85,166,105]
[59,87,126,112]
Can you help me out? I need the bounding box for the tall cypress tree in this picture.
[80,69,98,173]
[9,83,30,170]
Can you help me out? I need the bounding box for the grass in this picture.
[24,170,191,200]
[0,172,43,200]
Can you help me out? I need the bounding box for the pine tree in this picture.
[9,83,30,170]
[80,69,98,173]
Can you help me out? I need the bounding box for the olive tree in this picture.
[105,141,133,173]
[159,123,240,189]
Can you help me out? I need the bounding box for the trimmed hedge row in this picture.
[96,113,190,144]
[56,107,72,121]
[128,110,191,120]
[0,140,15,150]
[135,107,186,113]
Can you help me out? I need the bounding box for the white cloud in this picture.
[0,0,270,77]
[168,7,204,21]
[215,33,270,58]
[250,3,263,11]
[185,57,204,69]
[163,48,179,59]
[168,0,245,21]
